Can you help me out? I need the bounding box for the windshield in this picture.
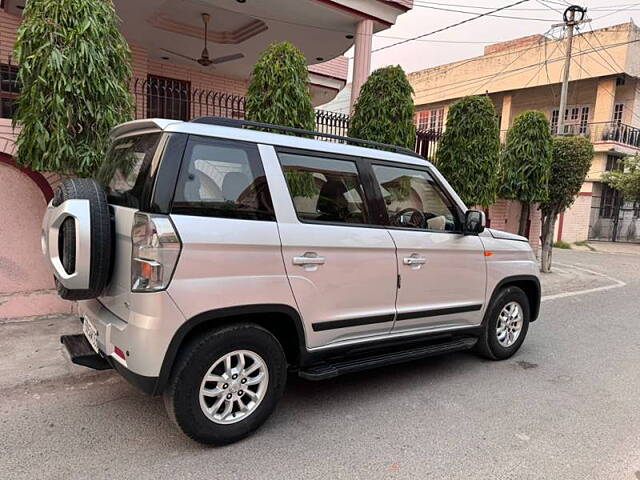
[96,133,162,208]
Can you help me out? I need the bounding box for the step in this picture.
[60,334,112,371]
[299,337,477,381]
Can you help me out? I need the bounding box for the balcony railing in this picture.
[591,121,640,149]
[554,121,640,149]
[131,77,351,137]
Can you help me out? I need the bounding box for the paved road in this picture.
[2,249,640,480]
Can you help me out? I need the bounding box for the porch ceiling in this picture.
[114,0,362,80]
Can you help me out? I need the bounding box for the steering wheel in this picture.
[392,208,425,228]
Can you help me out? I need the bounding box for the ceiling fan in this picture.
[160,13,244,67]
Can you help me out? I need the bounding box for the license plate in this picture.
[83,318,99,354]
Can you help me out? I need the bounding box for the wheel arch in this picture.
[154,304,307,395]
[485,275,541,323]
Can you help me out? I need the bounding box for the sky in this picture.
[345,0,640,78]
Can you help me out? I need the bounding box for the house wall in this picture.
[0,8,346,319]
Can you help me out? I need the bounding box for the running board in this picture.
[299,337,477,381]
[60,334,112,371]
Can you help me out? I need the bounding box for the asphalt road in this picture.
[2,249,640,480]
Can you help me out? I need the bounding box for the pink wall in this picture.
[0,161,74,320]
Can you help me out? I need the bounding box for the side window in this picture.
[172,137,275,221]
[372,164,460,232]
[278,152,369,225]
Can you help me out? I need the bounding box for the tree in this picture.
[13,0,133,176]
[602,155,640,201]
[245,41,315,131]
[540,136,593,272]
[348,66,416,149]
[500,111,552,237]
[435,95,500,208]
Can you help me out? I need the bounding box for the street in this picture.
[2,248,640,480]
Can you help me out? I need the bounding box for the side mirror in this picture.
[464,210,486,235]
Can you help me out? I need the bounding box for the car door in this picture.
[369,162,486,333]
[269,148,398,349]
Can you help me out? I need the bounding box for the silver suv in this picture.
[43,117,540,445]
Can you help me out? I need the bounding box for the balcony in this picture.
[555,121,640,152]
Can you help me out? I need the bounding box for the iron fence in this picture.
[0,56,19,119]
[415,128,443,161]
[131,77,351,137]
[589,193,640,243]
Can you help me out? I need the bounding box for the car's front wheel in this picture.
[475,286,530,360]
[163,323,287,445]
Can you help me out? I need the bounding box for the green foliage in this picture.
[348,66,416,149]
[553,240,572,249]
[602,155,640,202]
[245,42,315,131]
[541,136,593,215]
[435,95,500,207]
[500,111,552,203]
[386,175,413,202]
[284,170,319,198]
[13,0,133,175]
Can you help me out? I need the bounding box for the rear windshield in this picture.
[96,133,162,208]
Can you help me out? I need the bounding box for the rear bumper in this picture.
[76,293,185,392]
[60,330,159,395]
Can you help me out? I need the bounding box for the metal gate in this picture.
[415,129,442,162]
[589,193,640,243]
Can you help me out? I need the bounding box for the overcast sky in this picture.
[345,1,640,77]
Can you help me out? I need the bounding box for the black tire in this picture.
[475,286,530,360]
[163,323,287,446]
[52,178,112,300]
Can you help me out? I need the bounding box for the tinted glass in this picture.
[97,133,162,208]
[278,152,369,225]
[372,164,459,231]
[172,137,274,221]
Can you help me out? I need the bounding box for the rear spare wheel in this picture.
[46,178,112,300]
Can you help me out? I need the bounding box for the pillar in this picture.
[350,19,373,112]
[500,94,512,142]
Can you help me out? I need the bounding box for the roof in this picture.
[110,118,427,166]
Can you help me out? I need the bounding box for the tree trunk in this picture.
[540,210,558,273]
[518,202,530,237]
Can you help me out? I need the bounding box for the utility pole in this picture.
[555,5,588,135]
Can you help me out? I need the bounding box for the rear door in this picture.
[369,162,486,333]
[95,131,168,319]
[270,148,398,349]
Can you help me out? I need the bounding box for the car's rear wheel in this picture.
[163,323,287,445]
[475,286,530,360]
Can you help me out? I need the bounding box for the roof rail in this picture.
[190,116,423,159]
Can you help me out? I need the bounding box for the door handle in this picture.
[403,255,426,266]
[293,253,326,266]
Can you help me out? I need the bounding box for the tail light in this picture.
[131,212,181,292]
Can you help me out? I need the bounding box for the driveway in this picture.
[1,248,639,480]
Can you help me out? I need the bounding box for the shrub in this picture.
[553,240,571,249]
[540,136,593,272]
[500,111,553,237]
[13,0,133,175]
[435,95,500,208]
[348,66,416,149]
[245,42,315,131]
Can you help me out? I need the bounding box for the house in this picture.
[408,22,640,245]
[0,0,413,320]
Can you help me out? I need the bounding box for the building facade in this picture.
[0,0,413,320]
[408,22,640,245]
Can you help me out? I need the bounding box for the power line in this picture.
[411,36,640,100]
[553,37,640,123]
[409,3,556,22]
[593,1,640,20]
[372,0,532,54]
